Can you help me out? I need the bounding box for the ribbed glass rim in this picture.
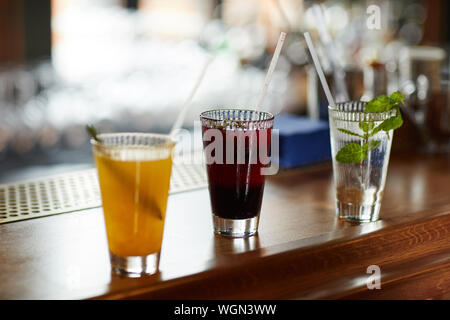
[200,108,274,122]
[200,108,274,130]
[328,101,397,122]
[90,132,175,151]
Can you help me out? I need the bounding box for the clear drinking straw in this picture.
[255,32,287,111]
[169,55,214,138]
[311,4,349,101]
[304,32,336,108]
[274,0,292,31]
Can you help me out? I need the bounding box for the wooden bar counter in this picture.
[0,152,449,299]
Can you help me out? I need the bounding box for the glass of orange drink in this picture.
[91,133,175,276]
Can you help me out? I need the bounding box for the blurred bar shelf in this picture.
[0,152,449,299]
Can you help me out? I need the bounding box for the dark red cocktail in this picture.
[200,109,274,237]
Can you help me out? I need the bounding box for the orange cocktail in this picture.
[92,133,174,276]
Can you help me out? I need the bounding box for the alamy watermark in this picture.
[366,265,381,289]
[172,120,279,176]
[366,4,381,30]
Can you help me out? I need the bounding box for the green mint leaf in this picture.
[368,106,404,138]
[365,95,390,112]
[380,108,403,132]
[365,91,405,113]
[337,128,365,139]
[389,91,405,106]
[86,125,102,143]
[359,121,374,133]
[369,123,383,137]
[336,143,367,163]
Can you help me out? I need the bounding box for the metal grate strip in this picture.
[0,161,207,224]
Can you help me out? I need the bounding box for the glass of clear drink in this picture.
[329,101,396,222]
[91,133,174,276]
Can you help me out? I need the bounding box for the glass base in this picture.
[109,251,160,277]
[336,200,381,222]
[213,215,259,237]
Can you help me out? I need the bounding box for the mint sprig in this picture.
[86,125,102,143]
[209,117,245,130]
[336,143,368,163]
[335,91,405,164]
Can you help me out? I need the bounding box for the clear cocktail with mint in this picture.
[329,92,404,222]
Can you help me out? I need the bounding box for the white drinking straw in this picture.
[304,31,335,107]
[255,32,287,111]
[169,54,214,138]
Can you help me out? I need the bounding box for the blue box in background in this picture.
[274,114,331,169]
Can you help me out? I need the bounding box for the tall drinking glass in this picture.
[91,133,174,276]
[329,102,395,222]
[200,109,274,237]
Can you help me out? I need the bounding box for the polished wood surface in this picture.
[0,153,449,299]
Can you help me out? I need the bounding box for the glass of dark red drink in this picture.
[200,109,274,237]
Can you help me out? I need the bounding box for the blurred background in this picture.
[0,0,449,181]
